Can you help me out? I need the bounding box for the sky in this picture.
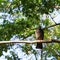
[42,10,60,23]
[54,14,60,23]
[52,10,60,23]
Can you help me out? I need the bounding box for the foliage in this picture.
[5,51,18,60]
[0,0,60,60]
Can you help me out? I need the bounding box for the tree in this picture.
[0,0,60,59]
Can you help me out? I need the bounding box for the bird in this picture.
[35,26,44,49]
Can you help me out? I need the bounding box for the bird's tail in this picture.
[36,43,42,49]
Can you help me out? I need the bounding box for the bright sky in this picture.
[0,12,14,24]
[52,9,60,23]
[54,14,60,23]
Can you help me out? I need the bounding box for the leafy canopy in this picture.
[0,0,60,59]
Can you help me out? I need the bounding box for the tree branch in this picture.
[54,6,60,9]
[43,23,60,30]
[0,39,60,44]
